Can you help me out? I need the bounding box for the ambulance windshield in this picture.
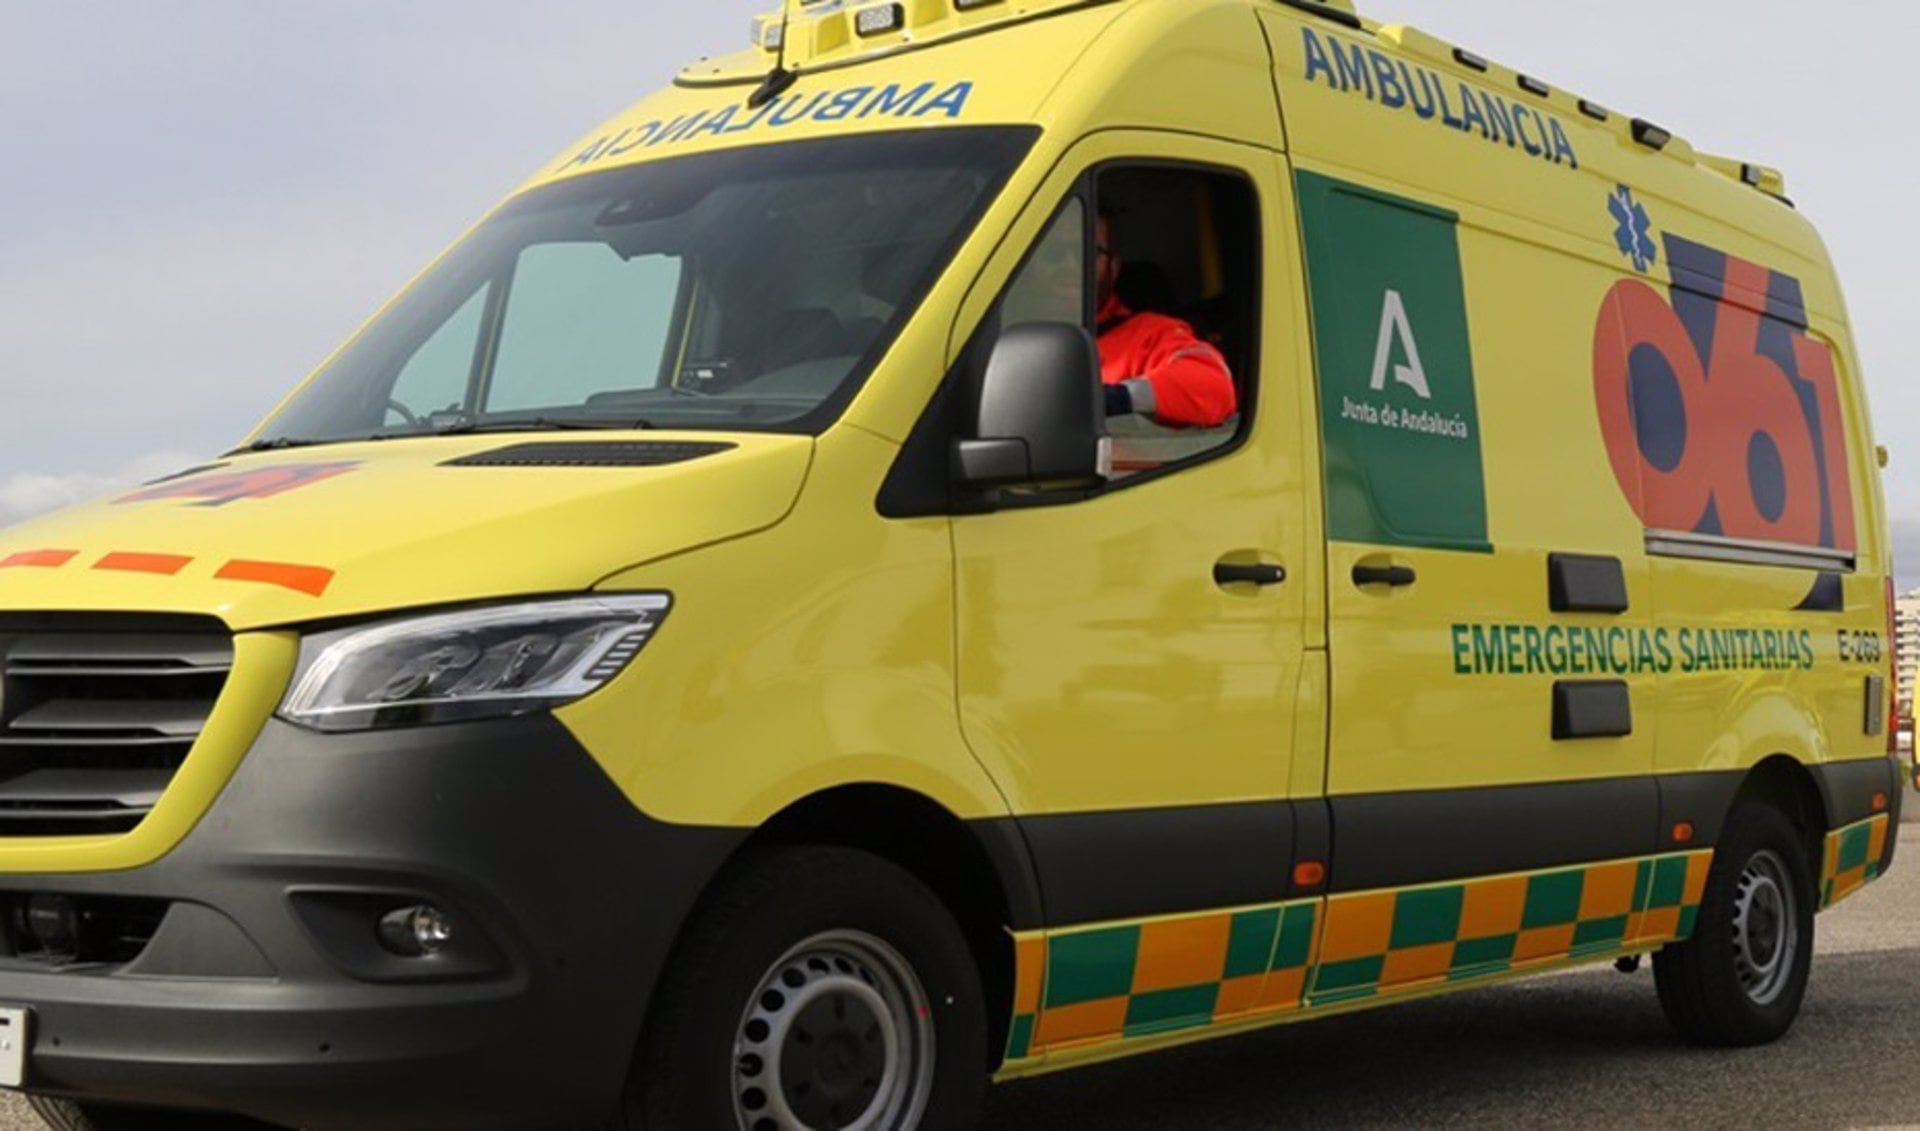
[254,128,1035,445]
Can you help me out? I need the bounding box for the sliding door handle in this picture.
[1215,562,1288,588]
[1352,564,1417,588]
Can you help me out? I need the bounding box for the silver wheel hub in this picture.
[732,930,936,1131]
[1730,848,1799,1007]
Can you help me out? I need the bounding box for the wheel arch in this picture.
[740,784,1042,1070]
[1732,755,1827,868]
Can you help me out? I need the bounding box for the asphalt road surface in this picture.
[4,786,1918,1130]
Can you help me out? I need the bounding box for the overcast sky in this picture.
[3,1,1916,579]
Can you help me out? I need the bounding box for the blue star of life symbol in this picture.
[1609,186,1657,273]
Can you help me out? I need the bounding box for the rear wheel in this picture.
[1653,803,1815,1046]
[627,846,987,1130]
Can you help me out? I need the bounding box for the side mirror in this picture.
[952,322,1108,490]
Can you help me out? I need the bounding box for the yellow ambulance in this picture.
[0,0,1899,1127]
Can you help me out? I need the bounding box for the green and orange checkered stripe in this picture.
[1309,851,1710,1005]
[1004,850,1712,1064]
[1004,900,1320,1059]
[1820,813,1890,909]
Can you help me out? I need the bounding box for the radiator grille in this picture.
[0,618,233,836]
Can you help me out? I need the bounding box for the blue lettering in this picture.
[769,93,825,127]
[815,86,874,122]
[1405,64,1438,120]
[1435,80,1464,129]
[1369,51,1405,109]
[563,136,611,170]
[1289,43,1587,176]
[645,112,708,147]
[726,100,778,133]
[915,81,973,119]
[1303,28,1336,88]
[1550,116,1579,168]
[865,81,934,117]
[1480,92,1515,148]
[694,106,738,138]
[1512,106,1543,157]
[607,122,661,156]
[1457,83,1488,138]
[1331,38,1373,98]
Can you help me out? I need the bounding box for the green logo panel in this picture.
[1297,171,1490,552]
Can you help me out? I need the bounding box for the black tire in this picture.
[625,845,987,1130]
[1653,803,1816,1046]
[26,1097,272,1130]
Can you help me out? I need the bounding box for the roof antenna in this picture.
[749,0,801,109]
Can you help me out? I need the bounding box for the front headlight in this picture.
[279,595,670,733]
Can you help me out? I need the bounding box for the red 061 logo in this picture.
[1592,235,1856,553]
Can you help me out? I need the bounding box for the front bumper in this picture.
[0,715,745,1129]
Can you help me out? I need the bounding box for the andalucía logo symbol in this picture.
[1609,186,1658,274]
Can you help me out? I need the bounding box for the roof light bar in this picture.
[1631,118,1673,151]
[1517,74,1550,97]
[953,0,1003,9]
[855,3,905,36]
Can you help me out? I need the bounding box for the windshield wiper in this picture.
[232,436,326,455]
[431,416,656,436]
[230,432,405,456]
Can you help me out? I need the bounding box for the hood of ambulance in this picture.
[0,434,812,631]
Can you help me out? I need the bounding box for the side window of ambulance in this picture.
[1001,199,1086,329]
[1096,167,1259,477]
[487,243,683,412]
[388,286,488,421]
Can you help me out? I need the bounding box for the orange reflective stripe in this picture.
[0,549,79,569]
[94,552,192,576]
[215,559,335,597]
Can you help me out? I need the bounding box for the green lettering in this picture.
[1473,625,1503,674]
[1523,626,1545,675]
[1545,626,1569,674]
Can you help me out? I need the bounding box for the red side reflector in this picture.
[1672,822,1696,845]
[1293,861,1327,889]
[1873,792,1889,814]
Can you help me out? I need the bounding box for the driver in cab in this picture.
[1094,209,1237,428]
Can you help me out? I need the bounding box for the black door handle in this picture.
[1352,564,1417,588]
[1214,563,1287,587]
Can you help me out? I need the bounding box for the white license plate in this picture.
[0,1008,28,1088]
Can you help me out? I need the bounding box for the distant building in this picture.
[1897,589,1920,729]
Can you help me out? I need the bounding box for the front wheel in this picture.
[1653,803,1816,1046]
[626,846,987,1130]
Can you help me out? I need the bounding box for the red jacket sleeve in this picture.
[1130,317,1237,428]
